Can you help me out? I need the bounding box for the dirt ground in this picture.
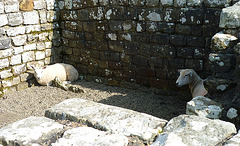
[0,79,239,132]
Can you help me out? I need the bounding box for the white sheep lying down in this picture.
[31,63,79,86]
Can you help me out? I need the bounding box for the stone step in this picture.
[0,116,64,146]
[45,98,168,142]
[51,127,128,146]
[151,115,237,146]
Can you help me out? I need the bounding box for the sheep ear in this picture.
[178,69,184,73]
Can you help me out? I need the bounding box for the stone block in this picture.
[0,38,10,50]
[105,7,124,20]
[0,14,8,27]
[23,11,39,24]
[12,64,27,76]
[45,98,168,142]
[4,0,19,13]
[186,96,223,119]
[187,36,205,47]
[12,35,27,46]
[24,43,37,51]
[22,51,35,63]
[52,127,128,146]
[174,0,187,7]
[125,42,138,55]
[180,8,204,25]
[150,34,169,45]
[16,82,29,91]
[109,21,122,31]
[13,46,23,55]
[146,22,158,32]
[175,24,191,34]
[0,49,12,59]
[129,0,145,6]
[47,11,56,22]
[209,53,235,72]
[145,9,162,22]
[151,115,236,146]
[10,54,22,65]
[170,35,186,46]
[0,116,64,146]
[163,9,180,22]
[185,59,203,71]
[0,58,9,69]
[205,9,221,26]
[220,2,240,28]
[19,0,33,11]
[151,45,176,58]
[8,12,23,26]
[6,26,25,37]
[34,0,46,9]
[0,2,4,13]
[187,0,203,6]
[177,47,194,58]
[161,0,173,6]
[159,23,175,33]
[25,25,41,33]
[204,0,231,8]
[36,51,46,60]
[109,41,124,53]
[2,76,20,87]
[46,0,55,10]
[211,32,238,50]
[39,10,47,24]
[0,69,13,79]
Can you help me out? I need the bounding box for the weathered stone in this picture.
[227,107,239,120]
[16,82,29,91]
[0,69,13,79]
[12,35,27,46]
[187,0,203,6]
[25,25,41,33]
[46,0,55,10]
[39,10,47,24]
[151,45,175,58]
[22,51,35,63]
[36,51,46,60]
[0,14,8,27]
[8,12,23,26]
[186,96,223,119]
[211,32,238,50]
[34,0,46,9]
[0,58,9,69]
[185,59,203,71]
[0,49,13,58]
[204,0,231,8]
[224,130,240,146]
[151,115,237,146]
[220,2,240,28]
[161,0,173,6]
[24,43,37,51]
[174,0,186,7]
[2,76,20,87]
[52,127,128,146]
[170,35,186,46]
[0,2,4,13]
[209,53,235,72]
[23,11,39,24]
[10,54,22,65]
[4,0,19,13]
[6,26,25,37]
[12,64,27,76]
[19,0,34,11]
[45,98,168,142]
[0,116,64,146]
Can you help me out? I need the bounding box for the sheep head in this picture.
[30,66,46,80]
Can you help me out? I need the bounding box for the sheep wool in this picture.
[31,63,79,86]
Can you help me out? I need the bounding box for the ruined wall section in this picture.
[60,0,234,89]
[0,0,61,95]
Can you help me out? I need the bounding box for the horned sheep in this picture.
[31,63,79,86]
[176,69,208,98]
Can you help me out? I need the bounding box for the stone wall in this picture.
[0,0,60,96]
[60,0,236,89]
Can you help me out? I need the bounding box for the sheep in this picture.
[176,69,208,98]
[31,63,79,86]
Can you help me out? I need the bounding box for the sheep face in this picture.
[31,66,45,80]
[176,69,193,87]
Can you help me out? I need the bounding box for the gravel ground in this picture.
[0,80,187,128]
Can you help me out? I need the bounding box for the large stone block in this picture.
[174,0,187,7]
[204,0,231,8]
[211,32,238,50]
[12,35,27,46]
[186,96,223,119]
[19,0,33,11]
[0,38,10,50]
[220,1,240,28]
[0,58,9,69]
[52,127,128,146]
[0,14,8,27]
[23,11,39,24]
[151,115,237,146]
[22,51,35,63]
[10,54,22,65]
[0,116,64,146]
[6,26,25,37]
[0,69,13,79]
[2,76,20,87]
[4,0,19,13]
[12,64,27,76]
[45,98,168,142]
[161,0,173,6]
[8,12,23,26]
[0,49,12,59]
[34,0,46,9]
[0,2,4,13]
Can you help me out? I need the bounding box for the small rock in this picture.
[52,127,128,146]
[186,96,223,119]
[211,32,238,50]
[227,108,238,119]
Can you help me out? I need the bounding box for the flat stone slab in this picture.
[45,98,168,142]
[151,115,237,146]
[224,130,240,146]
[0,116,64,146]
[52,127,128,146]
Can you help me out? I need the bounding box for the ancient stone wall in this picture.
[60,0,236,89]
[0,0,60,96]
